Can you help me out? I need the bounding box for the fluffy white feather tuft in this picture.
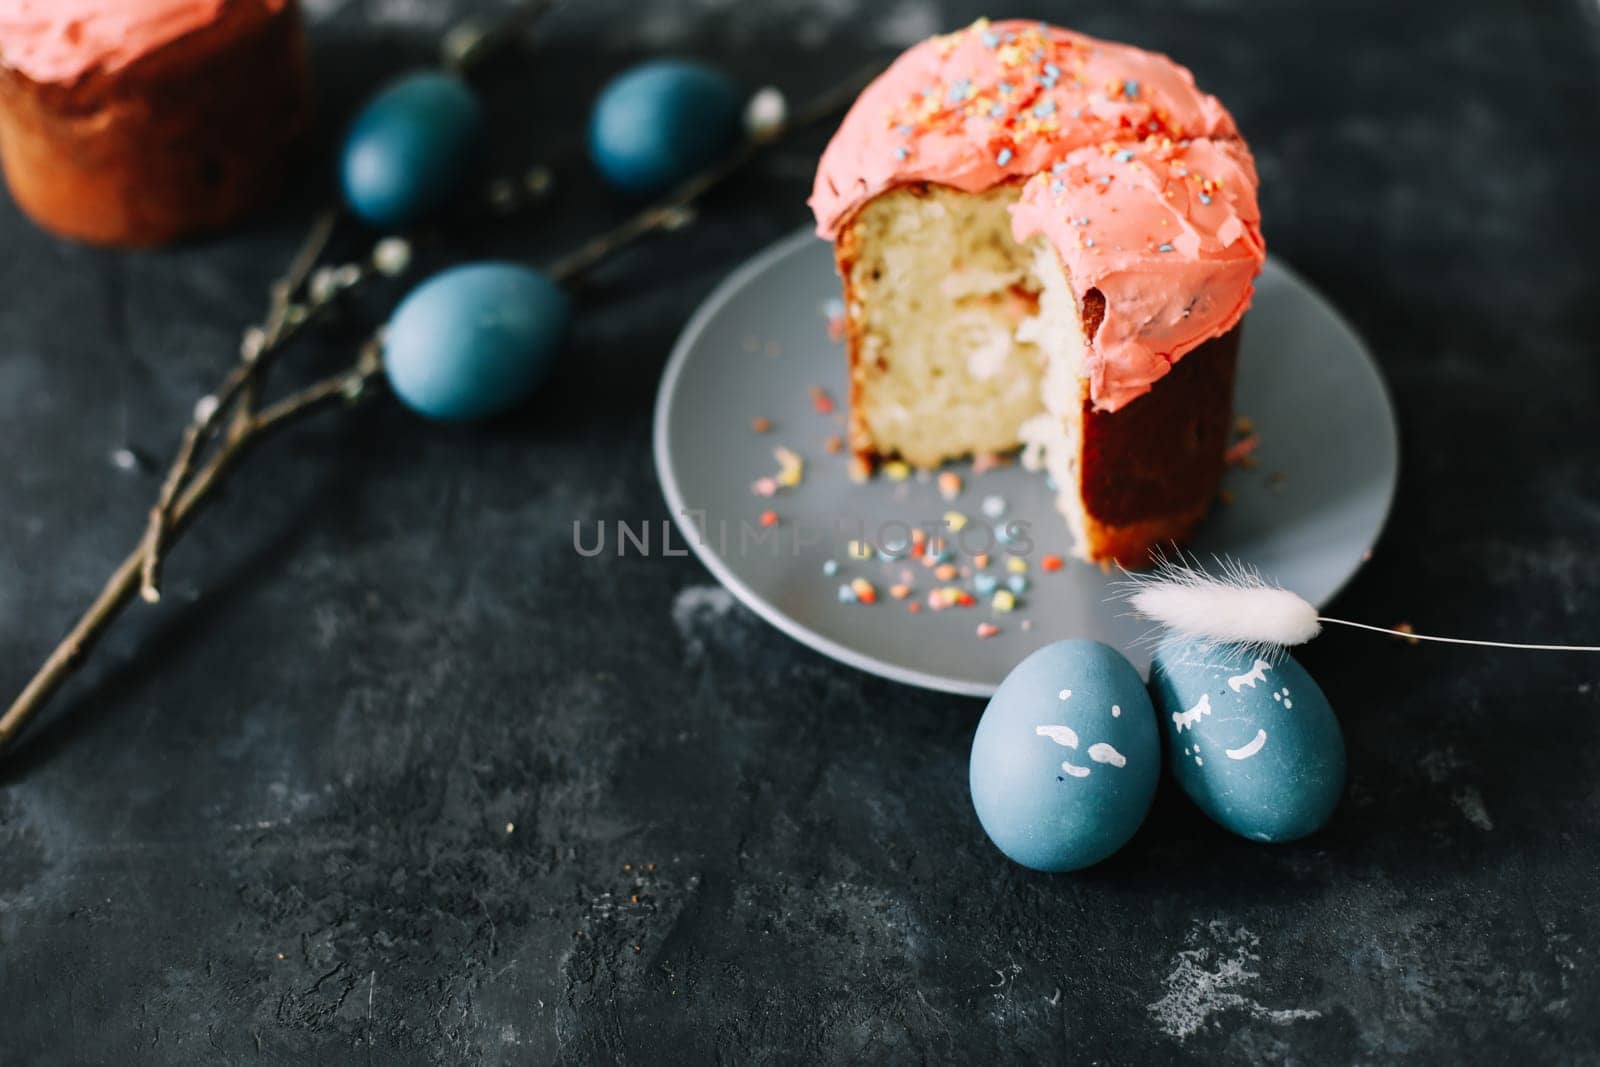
[1120,556,1321,651]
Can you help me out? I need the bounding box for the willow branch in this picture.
[138,210,338,603]
[0,342,383,755]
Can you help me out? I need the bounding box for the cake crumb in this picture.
[1235,415,1255,434]
[848,456,872,483]
[824,435,844,454]
[1224,434,1259,466]
[937,471,962,500]
[751,416,772,433]
[1394,622,1420,646]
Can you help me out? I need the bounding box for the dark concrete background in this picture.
[2,0,1598,1062]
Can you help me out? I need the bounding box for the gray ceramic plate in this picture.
[654,229,1398,697]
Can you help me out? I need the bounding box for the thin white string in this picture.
[1319,617,1600,652]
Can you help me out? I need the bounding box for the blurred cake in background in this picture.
[0,0,311,246]
[810,19,1265,566]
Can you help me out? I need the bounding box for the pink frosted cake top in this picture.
[0,0,279,84]
[809,18,1266,412]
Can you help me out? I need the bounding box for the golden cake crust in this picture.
[0,0,311,246]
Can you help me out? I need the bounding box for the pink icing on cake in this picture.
[808,18,1265,412]
[0,0,278,85]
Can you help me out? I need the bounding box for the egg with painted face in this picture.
[969,640,1160,872]
[1149,641,1345,843]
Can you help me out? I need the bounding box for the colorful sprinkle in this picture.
[934,563,959,582]
[822,559,838,576]
[850,577,877,604]
[759,509,779,528]
[976,622,1000,639]
[980,494,1006,519]
[774,446,804,487]
[1115,148,1135,163]
[894,146,910,161]
[1041,554,1065,572]
[1006,574,1029,595]
[837,584,856,603]
[847,539,874,560]
[809,387,835,414]
[884,460,911,481]
[937,471,963,500]
[943,510,969,532]
[907,602,923,614]
[751,477,778,497]
[889,583,912,600]
[992,589,1016,613]
[824,435,843,454]
[751,416,771,433]
[1006,557,1028,574]
[1123,79,1140,99]
[973,573,999,596]
[1225,433,1260,465]
[1158,243,1175,253]
[996,147,1014,166]
[973,553,990,570]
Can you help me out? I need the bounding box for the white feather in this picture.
[1119,555,1321,652]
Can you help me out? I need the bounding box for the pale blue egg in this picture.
[588,61,743,196]
[384,263,569,422]
[1149,641,1345,843]
[342,72,485,227]
[969,640,1159,872]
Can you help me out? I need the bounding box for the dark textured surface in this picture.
[2,1,1599,1062]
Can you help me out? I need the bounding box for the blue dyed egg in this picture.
[970,640,1160,872]
[342,72,485,227]
[1150,642,1345,843]
[384,263,569,422]
[588,61,743,196]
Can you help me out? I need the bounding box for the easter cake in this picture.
[0,0,311,246]
[810,19,1265,566]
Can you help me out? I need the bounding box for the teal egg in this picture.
[342,72,485,227]
[588,61,743,196]
[1149,642,1345,843]
[384,263,569,422]
[969,640,1160,872]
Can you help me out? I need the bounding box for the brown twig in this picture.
[138,210,338,603]
[0,343,384,753]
